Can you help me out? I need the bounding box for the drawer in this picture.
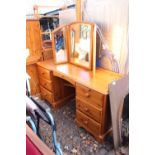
[39,77,53,92]
[76,83,106,108]
[38,66,53,81]
[76,98,102,123]
[76,110,101,136]
[40,86,53,104]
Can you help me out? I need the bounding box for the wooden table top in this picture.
[37,59,123,95]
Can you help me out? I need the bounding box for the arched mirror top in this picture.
[68,22,95,70]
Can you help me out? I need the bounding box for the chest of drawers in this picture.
[37,66,55,106]
[37,65,75,109]
[76,83,111,142]
[37,66,64,108]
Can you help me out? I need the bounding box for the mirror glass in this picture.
[69,23,92,69]
[53,27,68,64]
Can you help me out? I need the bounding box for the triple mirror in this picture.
[52,22,95,70]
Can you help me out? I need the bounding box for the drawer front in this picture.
[76,83,106,108]
[40,86,53,104]
[39,77,53,92]
[38,66,52,81]
[76,110,101,136]
[76,98,102,123]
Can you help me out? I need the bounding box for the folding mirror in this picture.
[52,25,68,64]
[68,22,95,70]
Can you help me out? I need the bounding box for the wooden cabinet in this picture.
[37,66,55,106]
[76,83,111,142]
[37,64,75,109]
[26,20,43,95]
[26,20,42,58]
[26,64,40,95]
[39,17,59,60]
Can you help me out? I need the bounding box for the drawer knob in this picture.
[44,83,47,86]
[85,93,90,97]
[84,120,88,125]
[41,72,45,75]
[84,108,89,112]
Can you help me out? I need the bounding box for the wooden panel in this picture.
[26,21,31,49]
[26,20,43,96]
[37,66,53,81]
[26,20,42,57]
[26,64,40,95]
[40,86,53,105]
[42,48,53,60]
[52,77,64,101]
[76,83,106,108]
[53,71,76,86]
[39,77,53,92]
[76,110,101,136]
[76,0,82,21]
[76,98,102,123]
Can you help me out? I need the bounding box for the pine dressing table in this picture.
[36,21,123,142]
[37,59,122,142]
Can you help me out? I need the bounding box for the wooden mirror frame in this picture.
[52,25,69,64]
[68,21,95,70]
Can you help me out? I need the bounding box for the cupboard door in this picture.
[26,20,42,57]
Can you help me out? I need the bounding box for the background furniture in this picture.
[26,19,43,95]
[40,16,59,60]
[26,17,59,96]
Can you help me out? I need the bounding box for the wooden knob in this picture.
[84,108,89,112]
[85,93,90,97]
[84,121,88,125]
[44,83,47,86]
[41,72,45,75]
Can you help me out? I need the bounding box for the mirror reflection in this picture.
[53,28,67,63]
[70,23,92,69]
